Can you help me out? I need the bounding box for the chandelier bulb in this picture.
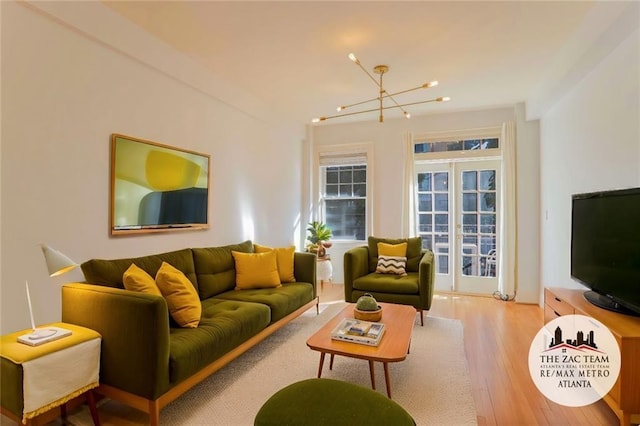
[337,106,344,112]
[404,112,411,119]
[348,53,359,64]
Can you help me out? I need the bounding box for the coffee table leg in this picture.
[317,352,326,378]
[368,360,376,390]
[329,354,335,370]
[383,362,392,398]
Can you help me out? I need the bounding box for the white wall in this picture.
[311,107,542,304]
[539,27,639,300]
[0,2,305,333]
[515,104,541,303]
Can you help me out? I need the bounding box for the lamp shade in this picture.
[41,244,78,277]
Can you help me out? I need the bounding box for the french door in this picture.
[416,160,500,295]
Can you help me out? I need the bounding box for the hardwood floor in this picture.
[320,283,621,426]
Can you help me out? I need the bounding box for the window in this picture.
[317,146,371,241]
[414,137,499,154]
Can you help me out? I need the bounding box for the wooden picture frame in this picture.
[110,134,210,236]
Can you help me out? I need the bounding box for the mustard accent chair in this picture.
[343,237,435,326]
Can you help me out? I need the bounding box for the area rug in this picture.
[69,301,477,425]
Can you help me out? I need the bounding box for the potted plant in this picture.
[306,221,332,259]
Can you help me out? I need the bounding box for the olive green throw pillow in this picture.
[156,261,201,328]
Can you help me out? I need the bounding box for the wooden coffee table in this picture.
[306,302,416,398]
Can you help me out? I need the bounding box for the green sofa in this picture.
[343,237,435,325]
[61,240,317,425]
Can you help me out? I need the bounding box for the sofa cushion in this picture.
[232,251,281,290]
[254,244,296,283]
[353,272,420,295]
[214,283,313,323]
[156,262,202,328]
[122,263,162,296]
[168,299,271,385]
[192,240,254,299]
[81,248,197,290]
[368,237,422,273]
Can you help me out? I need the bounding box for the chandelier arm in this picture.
[385,92,409,117]
[339,95,384,111]
[339,83,434,111]
[354,60,382,89]
[386,85,427,98]
[318,97,445,122]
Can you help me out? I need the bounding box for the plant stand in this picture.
[316,257,332,291]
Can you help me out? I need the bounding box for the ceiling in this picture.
[102,1,624,124]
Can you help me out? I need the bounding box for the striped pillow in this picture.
[376,255,408,276]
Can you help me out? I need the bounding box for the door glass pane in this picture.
[463,214,477,233]
[479,170,495,190]
[419,214,432,233]
[418,173,431,191]
[434,214,448,232]
[480,193,496,212]
[480,214,496,234]
[421,234,433,251]
[462,171,477,190]
[418,194,432,211]
[462,193,477,211]
[434,173,448,191]
[434,194,448,211]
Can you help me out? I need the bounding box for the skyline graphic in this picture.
[547,326,599,351]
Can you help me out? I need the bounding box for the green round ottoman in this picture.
[254,378,415,426]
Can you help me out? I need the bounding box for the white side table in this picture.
[316,257,333,291]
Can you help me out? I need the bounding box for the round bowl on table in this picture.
[354,306,383,322]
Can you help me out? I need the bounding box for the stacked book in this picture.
[330,318,385,346]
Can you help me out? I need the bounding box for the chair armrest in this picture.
[343,246,370,302]
[61,283,170,400]
[418,250,436,310]
[293,252,317,298]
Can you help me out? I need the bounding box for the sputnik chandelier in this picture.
[312,53,450,123]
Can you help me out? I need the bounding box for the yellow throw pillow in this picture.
[254,243,296,283]
[155,262,201,328]
[232,250,281,290]
[378,242,408,257]
[123,263,162,296]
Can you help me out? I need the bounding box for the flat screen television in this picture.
[571,187,640,316]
